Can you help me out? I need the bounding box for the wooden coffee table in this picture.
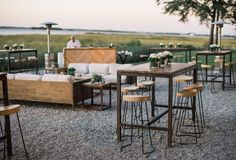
[81,82,111,111]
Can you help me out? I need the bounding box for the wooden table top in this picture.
[0,49,37,53]
[149,48,191,51]
[82,82,111,88]
[195,50,231,55]
[117,63,196,77]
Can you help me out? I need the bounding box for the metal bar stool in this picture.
[183,83,205,133]
[0,105,29,160]
[137,80,158,117]
[121,95,155,154]
[225,61,236,88]
[173,89,201,144]
[174,75,193,105]
[200,64,216,93]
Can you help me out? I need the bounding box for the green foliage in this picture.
[156,0,236,44]
[91,73,103,83]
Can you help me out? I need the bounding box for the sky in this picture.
[0,0,235,35]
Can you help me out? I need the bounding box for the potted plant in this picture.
[163,51,173,65]
[168,42,174,48]
[91,73,104,83]
[177,43,181,48]
[67,67,76,76]
[4,44,10,50]
[19,44,24,49]
[13,44,18,50]
[159,43,165,48]
[148,53,159,68]
[210,44,220,51]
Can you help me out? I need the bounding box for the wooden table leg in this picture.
[100,88,103,110]
[117,74,121,142]
[91,88,94,105]
[109,84,111,108]
[168,77,173,147]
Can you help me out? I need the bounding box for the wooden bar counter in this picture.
[63,47,116,66]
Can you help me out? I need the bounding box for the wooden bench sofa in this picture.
[0,74,91,110]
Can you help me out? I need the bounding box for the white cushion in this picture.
[42,74,72,82]
[68,63,89,74]
[89,63,109,75]
[7,74,15,80]
[15,73,42,81]
[108,63,123,74]
[109,63,133,74]
[103,75,126,83]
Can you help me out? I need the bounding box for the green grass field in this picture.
[0,34,235,70]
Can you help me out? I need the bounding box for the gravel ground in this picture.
[0,78,235,160]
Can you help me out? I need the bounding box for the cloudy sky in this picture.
[0,0,235,35]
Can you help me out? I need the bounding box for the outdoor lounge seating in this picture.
[0,73,92,109]
[67,63,133,85]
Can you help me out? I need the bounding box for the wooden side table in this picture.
[81,82,111,111]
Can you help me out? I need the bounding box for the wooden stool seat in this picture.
[174,75,193,83]
[137,80,155,88]
[214,59,223,63]
[176,89,197,97]
[0,104,20,116]
[201,64,212,69]
[121,86,139,93]
[182,83,203,92]
[123,95,150,102]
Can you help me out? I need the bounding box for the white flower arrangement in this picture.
[159,42,165,48]
[162,51,173,59]
[4,44,10,50]
[177,43,181,48]
[13,44,18,49]
[19,44,24,49]
[210,44,220,51]
[168,42,174,48]
[148,51,173,62]
[148,51,174,67]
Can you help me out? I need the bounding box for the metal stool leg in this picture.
[16,113,29,160]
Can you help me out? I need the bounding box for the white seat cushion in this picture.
[68,63,89,74]
[109,63,133,74]
[109,63,123,74]
[89,63,109,75]
[42,74,72,82]
[15,73,42,81]
[7,74,15,80]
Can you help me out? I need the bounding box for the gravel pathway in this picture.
[0,78,235,160]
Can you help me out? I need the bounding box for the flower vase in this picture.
[149,61,158,68]
[160,59,165,67]
[165,58,171,65]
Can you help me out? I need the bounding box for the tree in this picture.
[156,0,236,45]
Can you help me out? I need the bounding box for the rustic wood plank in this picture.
[63,47,116,66]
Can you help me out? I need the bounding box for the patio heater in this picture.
[41,22,58,69]
[211,20,229,48]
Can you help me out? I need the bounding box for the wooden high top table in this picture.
[0,73,12,156]
[116,63,197,147]
[195,50,232,90]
